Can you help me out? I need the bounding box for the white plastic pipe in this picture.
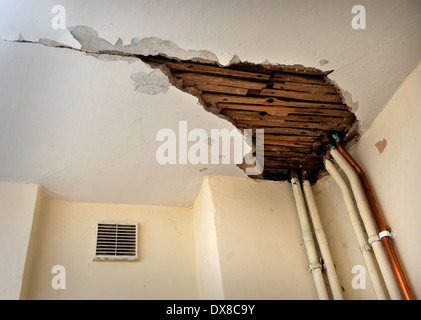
[324,158,388,300]
[302,179,344,300]
[330,148,402,300]
[291,173,329,300]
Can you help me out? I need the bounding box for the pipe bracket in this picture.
[368,234,380,245]
[308,262,322,272]
[360,244,372,252]
[379,230,394,240]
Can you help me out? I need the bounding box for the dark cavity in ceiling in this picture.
[140,55,358,182]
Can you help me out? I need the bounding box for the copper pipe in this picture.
[333,139,414,300]
[335,143,386,230]
[382,237,414,300]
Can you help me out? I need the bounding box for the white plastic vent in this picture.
[93,221,138,261]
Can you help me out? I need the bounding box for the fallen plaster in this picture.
[131,70,170,95]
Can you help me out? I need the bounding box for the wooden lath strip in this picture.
[146,58,271,81]
[258,88,342,103]
[261,144,314,153]
[217,103,354,118]
[272,82,338,94]
[220,109,354,125]
[257,139,311,149]
[194,83,248,95]
[235,123,322,137]
[272,72,327,85]
[225,62,329,76]
[233,118,349,131]
[201,93,349,110]
[174,73,267,90]
[254,133,317,143]
[264,152,319,160]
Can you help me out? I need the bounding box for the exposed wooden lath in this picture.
[141,55,357,182]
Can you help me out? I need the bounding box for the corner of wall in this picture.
[0,181,44,299]
[19,183,45,299]
[192,176,225,300]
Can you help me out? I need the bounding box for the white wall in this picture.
[24,199,198,299]
[0,181,43,299]
[348,61,421,299]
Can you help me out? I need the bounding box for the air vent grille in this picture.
[94,221,138,261]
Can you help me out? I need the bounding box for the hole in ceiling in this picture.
[139,55,359,183]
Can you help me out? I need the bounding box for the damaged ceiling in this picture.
[0,0,420,206]
[142,55,357,181]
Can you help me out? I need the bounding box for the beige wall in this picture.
[24,199,198,299]
[20,176,326,300]
[202,176,320,300]
[0,182,42,299]
[6,175,388,300]
[348,61,421,299]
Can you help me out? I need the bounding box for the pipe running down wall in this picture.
[290,171,329,300]
[329,148,401,299]
[324,158,388,300]
[301,178,344,300]
[330,134,414,300]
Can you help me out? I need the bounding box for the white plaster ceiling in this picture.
[0,0,420,206]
